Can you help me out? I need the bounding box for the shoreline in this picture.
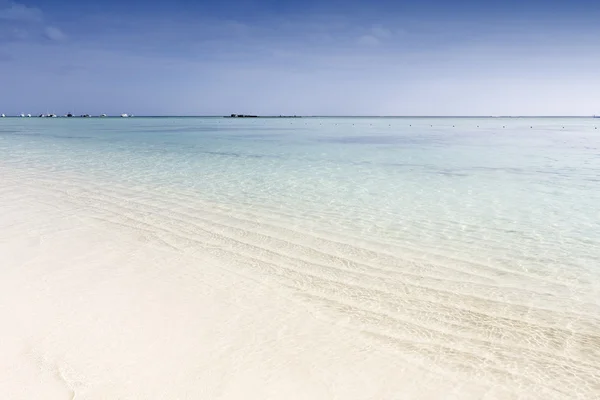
[1,162,598,399]
[0,165,455,399]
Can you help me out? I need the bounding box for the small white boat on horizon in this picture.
[27,114,31,117]
[1,114,5,118]
[20,113,25,117]
[121,114,129,118]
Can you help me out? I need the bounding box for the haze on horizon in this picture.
[1,0,599,116]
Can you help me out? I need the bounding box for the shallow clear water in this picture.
[1,117,600,398]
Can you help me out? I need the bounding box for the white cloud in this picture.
[356,25,392,47]
[223,20,249,35]
[371,25,392,39]
[357,35,380,47]
[0,2,66,44]
[44,26,66,41]
[0,1,42,22]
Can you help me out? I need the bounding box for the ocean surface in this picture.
[1,117,599,399]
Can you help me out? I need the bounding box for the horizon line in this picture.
[1,115,598,118]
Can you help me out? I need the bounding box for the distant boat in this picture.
[27,114,31,117]
[67,113,73,117]
[121,113,129,118]
[1,114,5,118]
[100,114,107,117]
[20,113,25,117]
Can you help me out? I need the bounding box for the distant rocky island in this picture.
[226,114,300,118]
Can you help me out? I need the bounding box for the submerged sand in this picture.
[1,165,599,399]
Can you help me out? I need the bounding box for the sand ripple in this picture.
[1,164,599,399]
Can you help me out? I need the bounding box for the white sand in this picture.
[1,166,599,399]
[0,172,451,399]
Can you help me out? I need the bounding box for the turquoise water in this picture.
[1,117,600,397]
[2,117,599,278]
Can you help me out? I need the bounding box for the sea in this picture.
[1,117,599,399]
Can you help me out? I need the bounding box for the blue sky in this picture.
[1,0,599,115]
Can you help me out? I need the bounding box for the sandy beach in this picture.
[1,117,600,399]
[0,166,464,399]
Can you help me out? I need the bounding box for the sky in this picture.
[1,0,600,116]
